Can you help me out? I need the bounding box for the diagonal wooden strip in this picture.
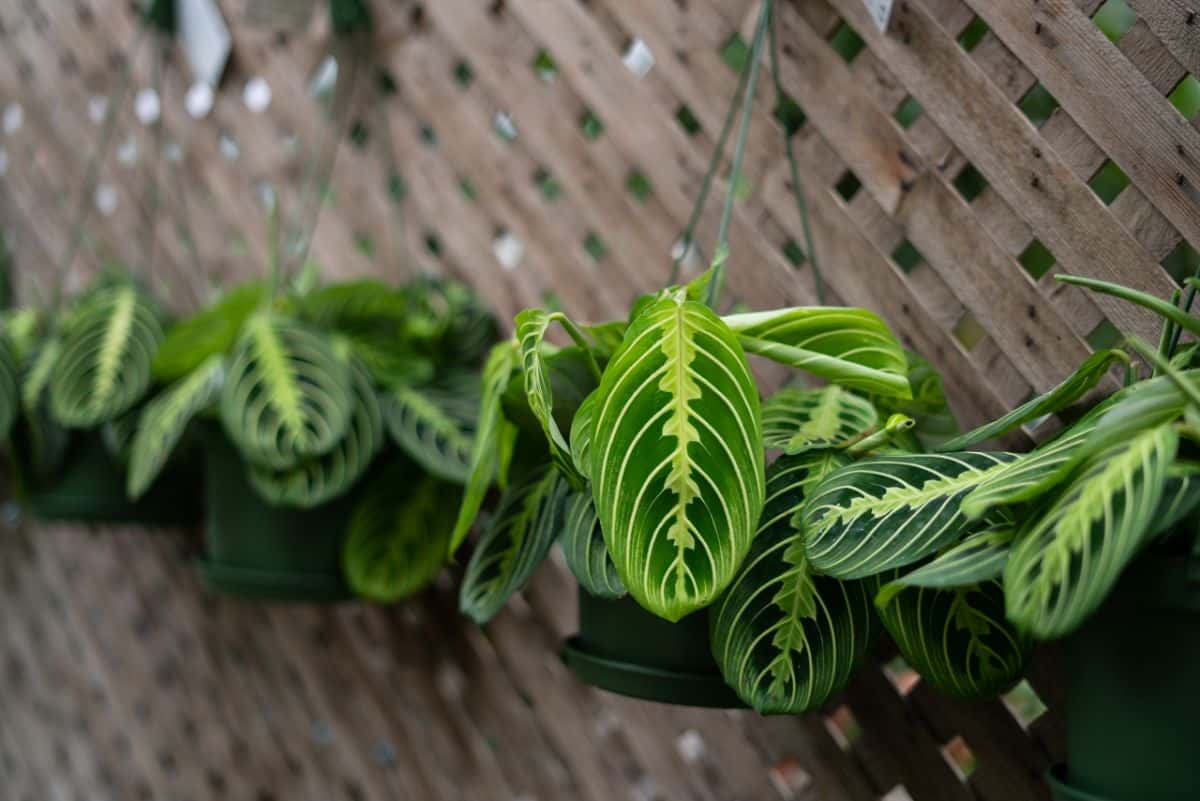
[1126,0,1200,76]
[827,0,1174,341]
[965,0,1200,253]
[771,2,1093,392]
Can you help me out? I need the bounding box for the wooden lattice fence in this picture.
[0,0,1197,799]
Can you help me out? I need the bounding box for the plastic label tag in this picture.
[179,0,231,86]
[863,0,895,33]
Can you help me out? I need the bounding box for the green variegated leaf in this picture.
[939,349,1127,451]
[960,423,1097,518]
[0,334,18,440]
[1149,462,1200,538]
[762,386,877,454]
[128,356,225,499]
[723,307,910,399]
[1006,425,1177,638]
[220,314,353,470]
[878,580,1032,699]
[592,291,765,621]
[515,309,593,487]
[711,450,874,713]
[459,466,566,624]
[386,376,478,484]
[22,338,60,412]
[450,341,519,555]
[100,404,142,463]
[49,284,164,428]
[344,465,457,602]
[153,282,264,382]
[559,491,624,599]
[802,451,1018,579]
[569,389,598,482]
[876,526,1014,607]
[248,358,383,508]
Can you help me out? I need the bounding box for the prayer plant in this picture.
[128,215,496,600]
[797,275,1200,701]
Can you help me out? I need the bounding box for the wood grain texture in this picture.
[5,0,1199,798]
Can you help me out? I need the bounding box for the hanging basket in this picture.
[562,586,745,708]
[27,429,202,527]
[196,431,355,602]
[1048,547,1200,801]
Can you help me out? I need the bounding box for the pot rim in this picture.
[196,558,354,603]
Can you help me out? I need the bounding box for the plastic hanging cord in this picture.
[768,6,825,305]
[51,23,148,317]
[666,34,756,287]
[705,0,771,309]
[280,33,365,286]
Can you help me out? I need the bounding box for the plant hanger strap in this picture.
[51,23,149,315]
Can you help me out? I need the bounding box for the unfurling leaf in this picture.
[127,356,225,499]
[723,307,910,399]
[711,451,874,714]
[938,349,1127,451]
[762,386,877,454]
[878,580,1031,699]
[1005,425,1177,637]
[449,341,519,555]
[592,292,764,621]
[459,466,566,624]
[559,491,624,599]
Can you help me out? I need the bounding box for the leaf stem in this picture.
[705,0,772,310]
[550,312,603,383]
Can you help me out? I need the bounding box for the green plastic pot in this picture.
[28,430,202,527]
[1049,551,1200,801]
[197,433,356,602]
[562,587,745,708]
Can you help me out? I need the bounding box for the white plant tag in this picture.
[178,0,231,87]
[863,0,895,33]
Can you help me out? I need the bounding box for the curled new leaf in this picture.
[802,451,1019,579]
[711,450,874,714]
[1005,425,1177,638]
[128,356,224,499]
[878,580,1031,699]
[559,491,624,599]
[248,358,383,508]
[938,349,1127,451]
[723,307,910,399]
[49,285,164,428]
[449,341,519,555]
[762,386,878,454]
[459,466,566,624]
[220,314,353,470]
[592,292,764,621]
[344,466,457,602]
